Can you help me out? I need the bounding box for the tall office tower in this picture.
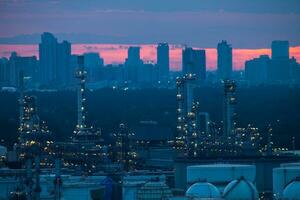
[272,41,289,60]
[8,52,38,87]
[157,43,170,82]
[39,32,71,86]
[217,40,232,80]
[182,47,206,81]
[269,41,290,82]
[290,57,300,83]
[245,55,270,84]
[57,40,71,85]
[83,52,104,82]
[0,57,9,86]
[138,61,156,87]
[125,47,143,84]
[39,32,57,84]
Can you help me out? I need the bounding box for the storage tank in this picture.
[122,175,166,200]
[273,166,300,199]
[40,175,112,200]
[137,181,173,200]
[187,164,256,191]
[282,178,300,199]
[0,177,18,199]
[223,177,259,200]
[185,182,221,199]
[280,162,300,167]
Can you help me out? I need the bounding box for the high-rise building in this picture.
[39,32,57,84]
[217,41,232,80]
[0,57,9,86]
[157,43,170,82]
[269,41,290,82]
[125,47,143,84]
[271,41,289,60]
[83,52,104,82]
[182,47,206,81]
[8,52,38,87]
[138,61,156,87]
[57,41,71,85]
[39,32,71,86]
[245,55,270,84]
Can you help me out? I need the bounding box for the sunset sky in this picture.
[0,0,299,70]
[1,44,300,71]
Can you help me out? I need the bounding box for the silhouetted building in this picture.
[57,41,71,85]
[245,55,270,84]
[0,57,9,86]
[157,43,170,82]
[272,41,289,60]
[217,41,232,80]
[290,57,300,84]
[101,64,124,84]
[138,61,157,87]
[8,52,38,87]
[83,52,104,82]
[39,32,71,86]
[269,41,290,82]
[124,47,143,84]
[182,47,206,82]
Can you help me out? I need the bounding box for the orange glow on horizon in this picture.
[0,44,299,71]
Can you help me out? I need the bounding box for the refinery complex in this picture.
[0,54,299,200]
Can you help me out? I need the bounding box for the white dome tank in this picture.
[273,166,300,199]
[187,164,256,191]
[186,182,221,199]
[283,178,300,199]
[223,177,259,200]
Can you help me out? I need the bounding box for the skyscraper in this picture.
[39,32,57,84]
[83,52,104,82]
[217,41,232,80]
[39,32,71,86]
[269,41,290,82]
[182,47,206,81]
[157,43,170,82]
[125,47,143,84]
[0,57,9,86]
[271,41,289,60]
[245,55,270,84]
[8,52,38,87]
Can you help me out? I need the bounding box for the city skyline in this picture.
[1,43,300,71]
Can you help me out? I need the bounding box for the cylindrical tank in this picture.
[187,164,256,191]
[280,162,300,167]
[273,166,300,199]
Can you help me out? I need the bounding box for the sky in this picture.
[0,0,300,70]
[0,0,300,48]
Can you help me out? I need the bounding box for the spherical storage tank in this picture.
[273,166,300,199]
[187,164,256,191]
[185,182,221,199]
[223,177,259,200]
[282,178,300,199]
